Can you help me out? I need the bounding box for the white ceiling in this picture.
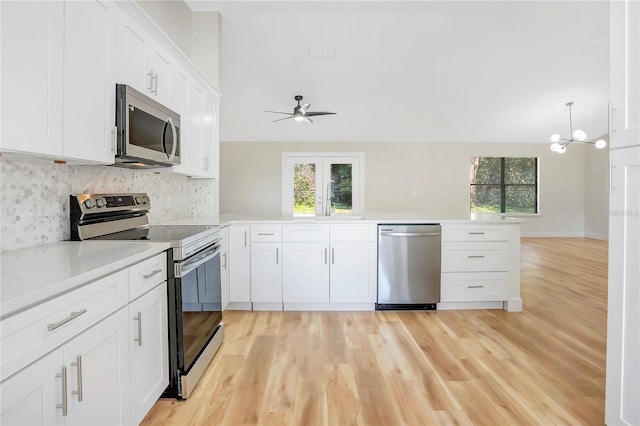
[186,0,609,144]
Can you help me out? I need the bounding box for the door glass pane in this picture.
[330,164,353,214]
[293,163,316,216]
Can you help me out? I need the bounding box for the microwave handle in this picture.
[167,117,177,161]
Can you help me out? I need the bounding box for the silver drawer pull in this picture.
[48,309,87,331]
[467,285,485,289]
[133,312,143,346]
[143,269,162,279]
[71,355,83,402]
[56,367,68,416]
[257,232,275,236]
[468,232,485,235]
[468,255,485,259]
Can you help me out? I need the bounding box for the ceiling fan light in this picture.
[550,142,561,152]
[294,115,304,122]
[550,134,561,143]
[595,139,607,149]
[573,129,587,141]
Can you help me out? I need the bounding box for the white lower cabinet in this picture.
[129,282,168,425]
[328,242,377,303]
[250,242,283,305]
[282,242,330,303]
[228,226,251,307]
[1,308,132,425]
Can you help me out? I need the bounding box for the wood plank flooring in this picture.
[142,237,608,425]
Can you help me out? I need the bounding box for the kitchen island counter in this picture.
[0,241,170,318]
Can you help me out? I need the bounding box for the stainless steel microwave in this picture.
[114,84,181,168]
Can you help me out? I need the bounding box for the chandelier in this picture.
[550,101,607,153]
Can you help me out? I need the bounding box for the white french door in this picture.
[282,153,364,217]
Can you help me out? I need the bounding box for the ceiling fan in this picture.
[265,95,336,123]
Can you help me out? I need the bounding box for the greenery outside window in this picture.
[470,157,538,214]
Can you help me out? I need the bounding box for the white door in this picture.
[250,243,282,303]
[1,349,64,426]
[129,283,169,425]
[606,1,640,425]
[282,154,363,217]
[62,0,116,163]
[0,1,64,156]
[282,242,330,303]
[228,226,251,303]
[63,308,131,426]
[329,242,377,303]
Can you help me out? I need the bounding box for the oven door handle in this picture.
[178,246,221,277]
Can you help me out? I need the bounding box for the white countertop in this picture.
[158,213,523,227]
[0,241,170,318]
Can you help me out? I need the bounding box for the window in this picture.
[283,153,364,217]
[470,157,538,214]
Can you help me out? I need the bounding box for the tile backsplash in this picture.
[0,158,219,251]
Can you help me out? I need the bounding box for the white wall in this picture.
[0,159,218,251]
[584,139,609,240]
[219,141,605,237]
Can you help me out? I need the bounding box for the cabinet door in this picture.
[170,65,191,174]
[62,0,116,163]
[63,308,131,426]
[329,242,377,303]
[115,10,147,92]
[187,82,205,175]
[229,226,251,303]
[250,243,283,303]
[220,227,230,310]
[200,90,219,178]
[1,349,64,426]
[283,243,329,303]
[0,1,63,156]
[129,283,169,426]
[147,44,172,105]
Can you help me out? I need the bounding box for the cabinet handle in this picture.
[147,69,154,92]
[332,248,335,265]
[276,248,279,264]
[257,232,275,236]
[55,367,68,416]
[143,269,162,280]
[468,232,485,235]
[467,285,485,289]
[152,72,159,95]
[47,309,87,331]
[133,312,143,346]
[468,255,485,259]
[71,355,83,402]
[325,248,328,265]
[222,252,228,269]
[244,230,247,247]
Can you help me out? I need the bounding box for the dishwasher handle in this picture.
[380,231,440,237]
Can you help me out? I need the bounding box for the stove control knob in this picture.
[96,198,106,208]
[83,199,96,209]
[135,196,143,204]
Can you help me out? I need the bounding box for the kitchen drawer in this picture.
[442,225,509,242]
[441,242,509,272]
[251,225,283,242]
[283,224,330,242]
[1,269,128,381]
[441,272,507,302]
[330,224,377,242]
[128,252,167,301]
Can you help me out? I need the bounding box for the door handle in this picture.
[56,366,68,416]
[71,355,83,402]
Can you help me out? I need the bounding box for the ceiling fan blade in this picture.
[264,110,294,115]
[273,116,295,122]
[300,103,311,114]
[303,116,313,124]
[305,112,337,117]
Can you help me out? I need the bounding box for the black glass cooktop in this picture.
[93,225,218,246]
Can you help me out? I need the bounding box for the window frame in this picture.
[282,152,365,217]
[470,156,540,215]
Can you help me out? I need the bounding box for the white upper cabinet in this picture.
[63,0,117,164]
[1,0,116,164]
[116,10,171,106]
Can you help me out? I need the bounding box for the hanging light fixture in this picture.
[550,101,607,153]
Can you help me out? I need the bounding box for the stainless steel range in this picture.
[70,193,223,399]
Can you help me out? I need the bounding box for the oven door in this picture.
[176,244,223,374]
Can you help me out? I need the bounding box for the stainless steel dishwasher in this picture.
[376,224,441,310]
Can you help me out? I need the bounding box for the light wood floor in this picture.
[142,237,608,425]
